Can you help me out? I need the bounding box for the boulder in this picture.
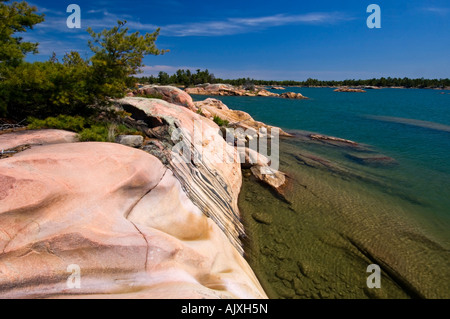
[115,135,144,148]
[0,141,266,299]
[136,85,197,111]
[240,148,270,169]
[280,92,308,99]
[250,165,286,191]
[257,90,279,97]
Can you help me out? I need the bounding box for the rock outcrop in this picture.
[115,97,245,254]
[185,84,306,99]
[280,92,308,100]
[0,88,293,298]
[0,141,266,299]
[185,84,245,96]
[194,98,292,137]
[250,165,287,193]
[256,89,279,97]
[133,85,197,112]
[115,135,144,148]
[334,87,366,93]
[0,129,78,150]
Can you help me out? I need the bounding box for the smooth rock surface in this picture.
[0,129,78,150]
[135,85,197,111]
[0,142,266,299]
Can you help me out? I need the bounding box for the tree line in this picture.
[139,70,450,89]
[138,69,216,87]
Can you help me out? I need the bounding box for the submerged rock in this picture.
[346,152,398,167]
[309,134,359,147]
[252,212,273,225]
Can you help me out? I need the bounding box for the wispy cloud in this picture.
[23,5,353,61]
[30,5,353,37]
[160,12,353,37]
[421,6,450,15]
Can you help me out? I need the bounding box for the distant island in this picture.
[138,69,450,90]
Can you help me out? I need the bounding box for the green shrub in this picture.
[27,115,86,132]
[213,115,229,127]
[27,115,143,142]
[79,125,109,142]
[139,93,164,100]
[1,15,166,120]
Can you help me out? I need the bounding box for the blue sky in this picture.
[23,0,450,80]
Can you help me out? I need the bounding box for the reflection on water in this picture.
[239,134,450,299]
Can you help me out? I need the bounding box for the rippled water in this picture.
[193,88,450,298]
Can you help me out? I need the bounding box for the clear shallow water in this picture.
[194,89,450,298]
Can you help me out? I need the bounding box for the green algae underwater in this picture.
[192,88,450,299]
[239,133,450,299]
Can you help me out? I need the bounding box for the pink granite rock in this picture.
[0,142,266,299]
[136,86,197,111]
[116,97,245,252]
[0,129,78,150]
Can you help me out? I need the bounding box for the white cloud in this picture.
[161,12,353,37]
[422,7,450,15]
[31,6,353,37]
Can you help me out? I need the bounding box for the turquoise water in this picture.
[196,88,450,223]
[194,88,450,298]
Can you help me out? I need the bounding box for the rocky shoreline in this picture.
[184,84,308,99]
[0,85,294,299]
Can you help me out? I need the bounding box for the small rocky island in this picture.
[334,87,367,93]
[184,83,309,99]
